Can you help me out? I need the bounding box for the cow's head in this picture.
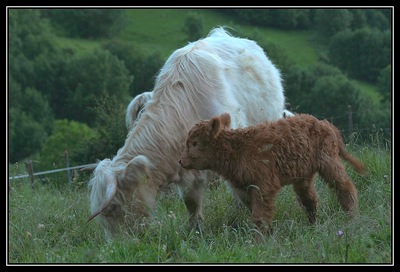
[179,112,231,170]
[87,155,156,239]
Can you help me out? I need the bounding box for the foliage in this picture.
[364,9,391,31]
[35,119,96,171]
[314,9,353,38]
[41,9,128,39]
[283,61,390,140]
[328,28,391,83]
[55,48,132,126]
[282,65,316,110]
[8,107,51,164]
[101,40,163,97]
[70,92,128,165]
[183,12,205,42]
[8,9,59,162]
[376,65,392,104]
[8,9,58,87]
[283,62,345,113]
[348,9,368,30]
[217,9,313,29]
[301,74,362,125]
[9,81,54,163]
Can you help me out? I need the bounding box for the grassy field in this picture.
[118,9,320,67]
[7,140,392,264]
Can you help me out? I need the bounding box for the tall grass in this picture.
[7,137,392,264]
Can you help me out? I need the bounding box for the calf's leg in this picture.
[250,185,279,243]
[293,174,318,224]
[319,157,359,216]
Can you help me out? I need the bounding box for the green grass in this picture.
[257,28,319,68]
[349,79,381,101]
[117,9,192,57]
[8,142,392,264]
[54,37,102,56]
[118,9,320,67]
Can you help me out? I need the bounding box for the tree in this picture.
[329,28,391,83]
[270,9,300,29]
[8,108,50,163]
[349,9,367,30]
[70,93,128,165]
[102,40,163,97]
[55,49,132,125]
[283,63,348,115]
[377,65,392,104]
[8,9,62,162]
[300,74,362,130]
[183,12,205,42]
[9,9,58,88]
[41,9,127,39]
[36,119,96,171]
[282,65,316,111]
[314,9,353,38]
[9,79,54,163]
[365,9,391,31]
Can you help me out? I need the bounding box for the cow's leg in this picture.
[293,174,318,224]
[181,172,208,231]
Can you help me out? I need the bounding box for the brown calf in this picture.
[179,113,365,241]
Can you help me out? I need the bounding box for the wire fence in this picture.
[8,164,94,181]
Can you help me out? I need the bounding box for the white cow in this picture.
[87,27,291,239]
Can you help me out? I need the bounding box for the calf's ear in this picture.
[209,116,222,139]
[219,112,231,129]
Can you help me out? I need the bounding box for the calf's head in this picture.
[179,112,231,170]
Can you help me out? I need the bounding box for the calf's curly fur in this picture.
[179,113,365,241]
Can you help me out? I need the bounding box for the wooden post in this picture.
[348,105,353,137]
[64,150,72,188]
[24,160,35,188]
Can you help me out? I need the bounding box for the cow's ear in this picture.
[86,173,117,222]
[219,112,231,129]
[124,155,151,185]
[209,116,222,139]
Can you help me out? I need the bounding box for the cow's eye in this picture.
[192,141,198,147]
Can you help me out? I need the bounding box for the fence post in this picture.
[348,104,353,137]
[24,160,35,189]
[64,150,72,188]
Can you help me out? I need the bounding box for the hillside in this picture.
[53,8,379,100]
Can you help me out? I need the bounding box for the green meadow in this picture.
[8,139,392,264]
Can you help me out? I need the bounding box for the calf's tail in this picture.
[324,120,366,174]
[339,144,365,173]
